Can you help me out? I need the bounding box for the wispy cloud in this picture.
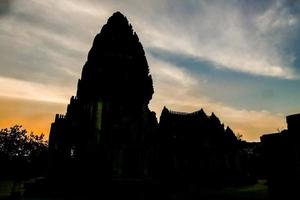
[0,76,72,103]
[0,0,110,86]
[1,0,299,82]
[134,0,298,79]
[0,0,298,140]
[0,0,12,16]
[256,0,298,32]
[148,58,286,141]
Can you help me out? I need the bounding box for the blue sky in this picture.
[0,0,300,141]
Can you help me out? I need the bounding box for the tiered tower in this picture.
[48,12,157,190]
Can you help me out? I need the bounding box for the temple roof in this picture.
[161,107,208,118]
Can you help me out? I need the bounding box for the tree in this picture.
[0,125,48,179]
[236,133,243,141]
[0,125,27,159]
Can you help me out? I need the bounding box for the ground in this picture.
[196,180,269,200]
[0,179,269,200]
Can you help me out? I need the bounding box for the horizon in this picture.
[1,0,300,141]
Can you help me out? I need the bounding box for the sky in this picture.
[1,0,300,141]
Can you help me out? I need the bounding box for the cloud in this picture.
[134,0,298,79]
[0,0,295,140]
[51,0,297,79]
[0,0,110,86]
[0,0,12,16]
[1,0,299,83]
[256,0,298,32]
[0,76,72,103]
[148,58,286,141]
[149,56,198,88]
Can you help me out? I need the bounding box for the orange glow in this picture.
[0,95,286,142]
[0,96,66,140]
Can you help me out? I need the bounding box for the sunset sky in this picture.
[1,0,300,141]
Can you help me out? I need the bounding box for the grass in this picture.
[0,179,26,200]
[196,180,269,200]
[0,180,14,199]
[0,179,270,200]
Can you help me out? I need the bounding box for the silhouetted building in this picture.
[261,113,300,199]
[48,12,157,197]
[48,12,252,199]
[157,107,243,189]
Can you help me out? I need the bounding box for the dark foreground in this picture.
[0,178,269,200]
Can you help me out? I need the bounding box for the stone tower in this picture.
[48,12,157,190]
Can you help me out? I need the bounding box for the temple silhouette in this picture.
[261,114,300,199]
[157,107,243,187]
[47,12,246,199]
[46,12,300,199]
[48,12,157,197]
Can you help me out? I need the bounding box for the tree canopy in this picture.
[0,125,47,161]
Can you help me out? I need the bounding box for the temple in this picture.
[261,114,300,199]
[48,12,157,195]
[48,12,248,199]
[157,107,242,188]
